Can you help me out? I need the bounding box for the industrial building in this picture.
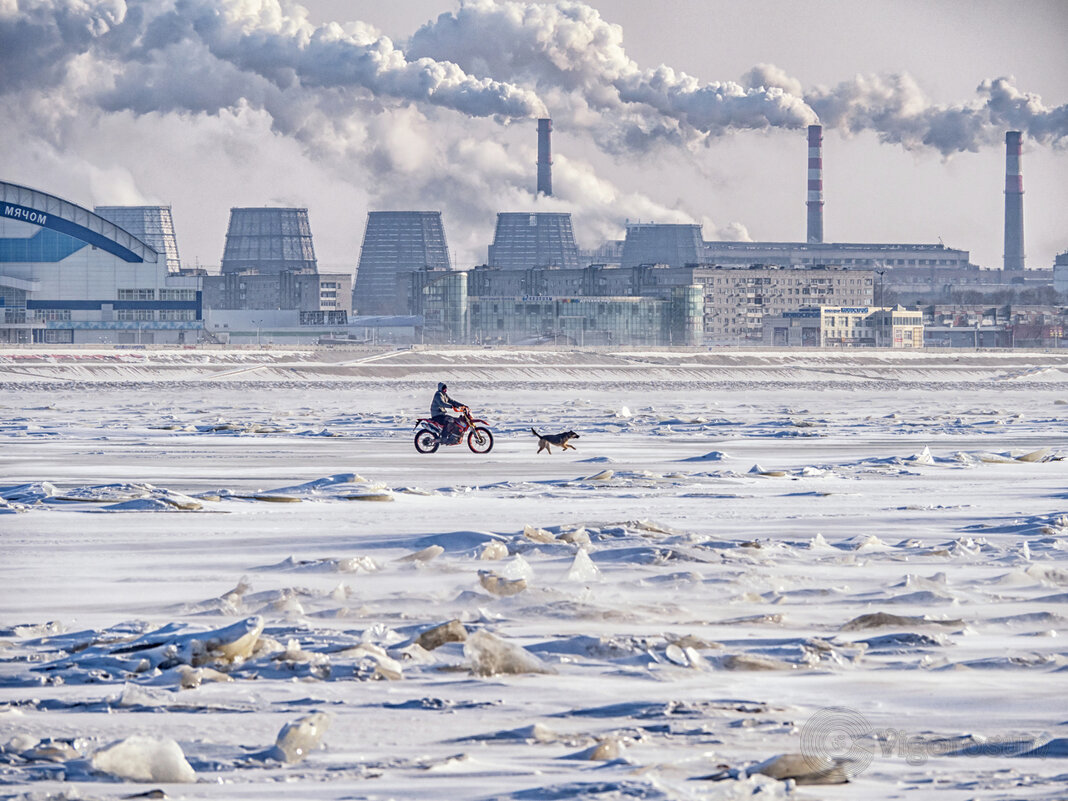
[0,180,202,344]
[220,207,317,275]
[353,211,450,315]
[201,271,351,314]
[487,212,581,270]
[403,263,870,345]
[764,306,924,348]
[95,206,182,273]
[408,266,702,346]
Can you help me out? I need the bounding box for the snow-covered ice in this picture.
[1,347,1067,799]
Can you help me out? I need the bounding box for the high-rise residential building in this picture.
[621,223,703,268]
[487,212,580,270]
[94,206,182,273]
[220,207,317,274]
[354,211,450,315]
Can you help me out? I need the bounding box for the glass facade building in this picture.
[0,180,201,344]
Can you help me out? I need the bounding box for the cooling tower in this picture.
[488,212,580,270]
[806,125,824,244]
[220,207,317,274]
[1003,131,1025,272]
[354,211,451,315]
[537,118,553,197]
[621,223,703,268]
[95,205,181,273]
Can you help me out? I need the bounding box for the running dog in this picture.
[532,427,580,454]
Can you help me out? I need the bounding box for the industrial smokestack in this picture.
[1003,130,1025,272]
[806,124,824,244]
[537,118,553,196]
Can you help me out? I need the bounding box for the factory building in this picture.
[0,180,201,344]
[487,212,581,270]
[95,206,182,273]
[220,207,317,275]
[354,211,450,315]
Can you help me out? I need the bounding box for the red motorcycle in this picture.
[414,406,494,454]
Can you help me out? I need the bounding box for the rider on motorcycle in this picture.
[430,382,465,443]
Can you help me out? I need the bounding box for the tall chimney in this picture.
[806,124,824,244]
[1003,130,1025,272]
[537,118,553,196]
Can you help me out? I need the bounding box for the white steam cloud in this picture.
[1,0,1065,268]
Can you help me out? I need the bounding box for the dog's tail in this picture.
[531,428,540,438]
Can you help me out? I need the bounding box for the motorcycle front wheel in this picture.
[414,430,439,453]
[467,426,493,454]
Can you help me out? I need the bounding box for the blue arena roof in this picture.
[0,180,158,264]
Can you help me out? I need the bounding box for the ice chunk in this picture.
[464,630,556,676]
[722,653,793,671]
[478,571,527,597]
[1015,447,1050,462]
[682,450,728,462]
[270,711,333,764]
[909,445,935,464]
[749,752,853,785]
[748,464,786,477]
[500,555,534,582]
[480,541,509,560]
[91,736,196,783]
[416,620,468,651]
[398,545,444,563]
[523,524,556,543]
[565,549,600,583]
[569,737,625,760]
[584,470,614,481]
[188,616,264,666]
[176,664,233,689]
[557,528,591,546]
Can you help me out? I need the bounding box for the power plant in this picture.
[2,110,1060,348]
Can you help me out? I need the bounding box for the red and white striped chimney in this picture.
[1003,131,1025,272]
[806,124,824,244]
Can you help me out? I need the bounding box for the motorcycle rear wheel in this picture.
[467,426,493,454]
[414,430,439,453]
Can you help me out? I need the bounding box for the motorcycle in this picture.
[414,406,494,454]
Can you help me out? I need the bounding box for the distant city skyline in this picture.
[1,0,1064,271]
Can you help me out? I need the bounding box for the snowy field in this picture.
[2,348,1067,800]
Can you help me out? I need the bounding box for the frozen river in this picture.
[2,348,1067,799]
